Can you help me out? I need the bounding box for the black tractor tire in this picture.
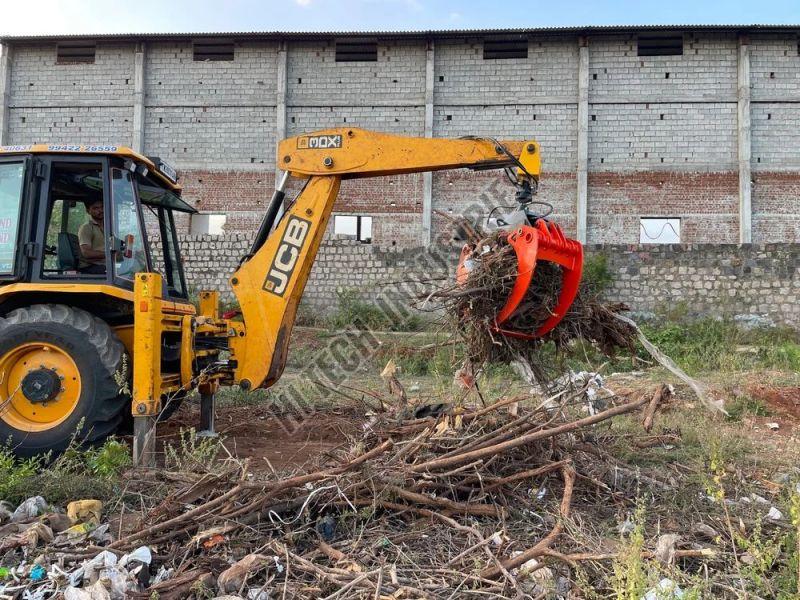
[0,304,130,456]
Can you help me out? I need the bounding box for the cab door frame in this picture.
[0,155,34,284]
[30,154,114,286]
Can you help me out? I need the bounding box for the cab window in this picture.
[42,162,106,278]
[0,162,25,275]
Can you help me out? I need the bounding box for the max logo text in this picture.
[297,135,342,149]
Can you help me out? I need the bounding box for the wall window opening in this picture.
[191,213,227,235]
[335,40,378,62]
[483,37,528,60]
[193,40,235,61]
[57,41,96,64]
[334,215,372,243]
[637,34,683,57]
[640,217,681,244]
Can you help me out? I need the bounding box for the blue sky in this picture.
[2,0,799,36]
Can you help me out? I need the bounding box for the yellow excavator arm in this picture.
[227,128,541,390]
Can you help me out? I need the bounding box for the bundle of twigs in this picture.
[97,385,675,599]
[428,227,638,385]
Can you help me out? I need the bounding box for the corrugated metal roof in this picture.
[1,24,798,44]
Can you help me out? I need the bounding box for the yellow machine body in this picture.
[0,129,544,461]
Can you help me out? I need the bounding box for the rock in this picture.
[11,496,47,522]
[766,422,780,431]
[0,502,13,523]
[767,506,783,521]
[217,554,269,593]
[654,534,681,565]
[733,314,775,330]
[41,512,74,533]
[692,523,719,540]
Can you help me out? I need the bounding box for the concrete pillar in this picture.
[132,43,146,153]
[576,37,589,244]
[422,39,435,246]
[275,41,288,178]
[737,35,752,244]
[0,43,12,146]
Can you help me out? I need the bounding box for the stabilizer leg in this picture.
[133,416,157,467]
[197,381,219,438]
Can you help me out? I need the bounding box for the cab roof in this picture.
[0,144,181,192]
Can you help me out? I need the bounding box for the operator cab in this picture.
[0,145,195,300]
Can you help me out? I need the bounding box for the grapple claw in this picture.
[457,220,583,340]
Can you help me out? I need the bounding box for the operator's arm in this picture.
[78,222,104,260]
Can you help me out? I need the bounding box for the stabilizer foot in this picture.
[133,415,157,467]
[197,392,217,438]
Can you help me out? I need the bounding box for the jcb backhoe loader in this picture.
[0,129,583,463]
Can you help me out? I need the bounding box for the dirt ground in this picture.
[152,369,800,474]
[157,403,362,471]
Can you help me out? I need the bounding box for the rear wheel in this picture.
[0,304,130,456]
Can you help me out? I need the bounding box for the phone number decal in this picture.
[47,145,119,152]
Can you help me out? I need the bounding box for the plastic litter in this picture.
[64,581,111,600]
[29,564,46,581]
[88,523,112,544]
[152,565,173,584]
[11,497,47,522]
[98,566,128,599]
[642,578,685,599]
[80,550,118,585]
[67,500,103,525]
[119,546,152,567]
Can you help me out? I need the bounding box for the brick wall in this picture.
[176,234,800,328]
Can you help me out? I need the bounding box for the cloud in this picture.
[449,11,461,21]
[294,0,312,5]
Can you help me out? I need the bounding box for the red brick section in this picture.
[179,169,423,236]
[588,171,739,243]
[752,172,800,242]
[431,171,578,240]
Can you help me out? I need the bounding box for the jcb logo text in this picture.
[263,217,311,296]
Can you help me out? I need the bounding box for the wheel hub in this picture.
[0,342,81,432]
[21,368,62,404]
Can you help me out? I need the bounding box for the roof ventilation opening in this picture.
[483,37,528,60]
[335,39,378,62]
[637,33,684,56]
[193,40,235,61]
[56,41,96,64]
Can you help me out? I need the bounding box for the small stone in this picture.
[692,523,719,539]
[767,507,783,521]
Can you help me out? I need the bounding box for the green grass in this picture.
[0,437,131,505]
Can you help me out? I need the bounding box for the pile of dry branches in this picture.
[94,384,675,599]
[429,227,638,385]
